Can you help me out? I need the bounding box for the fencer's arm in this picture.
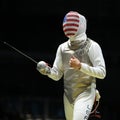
[37,61,63,81]
[47,45,63,81]
[37,45,63,81]
[47,66,63,81]
[80,41,106,79]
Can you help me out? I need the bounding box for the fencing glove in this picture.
[37,61,51,75]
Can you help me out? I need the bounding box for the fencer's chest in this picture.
[62,44,89,62]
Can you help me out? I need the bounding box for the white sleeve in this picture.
[80,41,106,79]
[48,45,64,81]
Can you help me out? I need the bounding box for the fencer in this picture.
[37,11,106,120]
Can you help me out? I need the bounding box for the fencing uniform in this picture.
[37,11,106,120]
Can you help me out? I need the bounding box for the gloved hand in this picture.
[37,61,51,75]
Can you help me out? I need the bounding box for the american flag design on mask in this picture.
[63,11,80,38]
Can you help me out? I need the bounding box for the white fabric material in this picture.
[48,39,106,80]
[80,40,106,79]
[64,83,96,120]
[68,32,87,42]
[47,37,106,105]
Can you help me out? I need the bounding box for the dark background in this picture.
[0,0,120,119]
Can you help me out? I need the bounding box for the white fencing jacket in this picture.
[47,35,106,103]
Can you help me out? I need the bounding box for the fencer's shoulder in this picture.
[87,38,101,48]
[57,41,69,52]
[58,41,68,48]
